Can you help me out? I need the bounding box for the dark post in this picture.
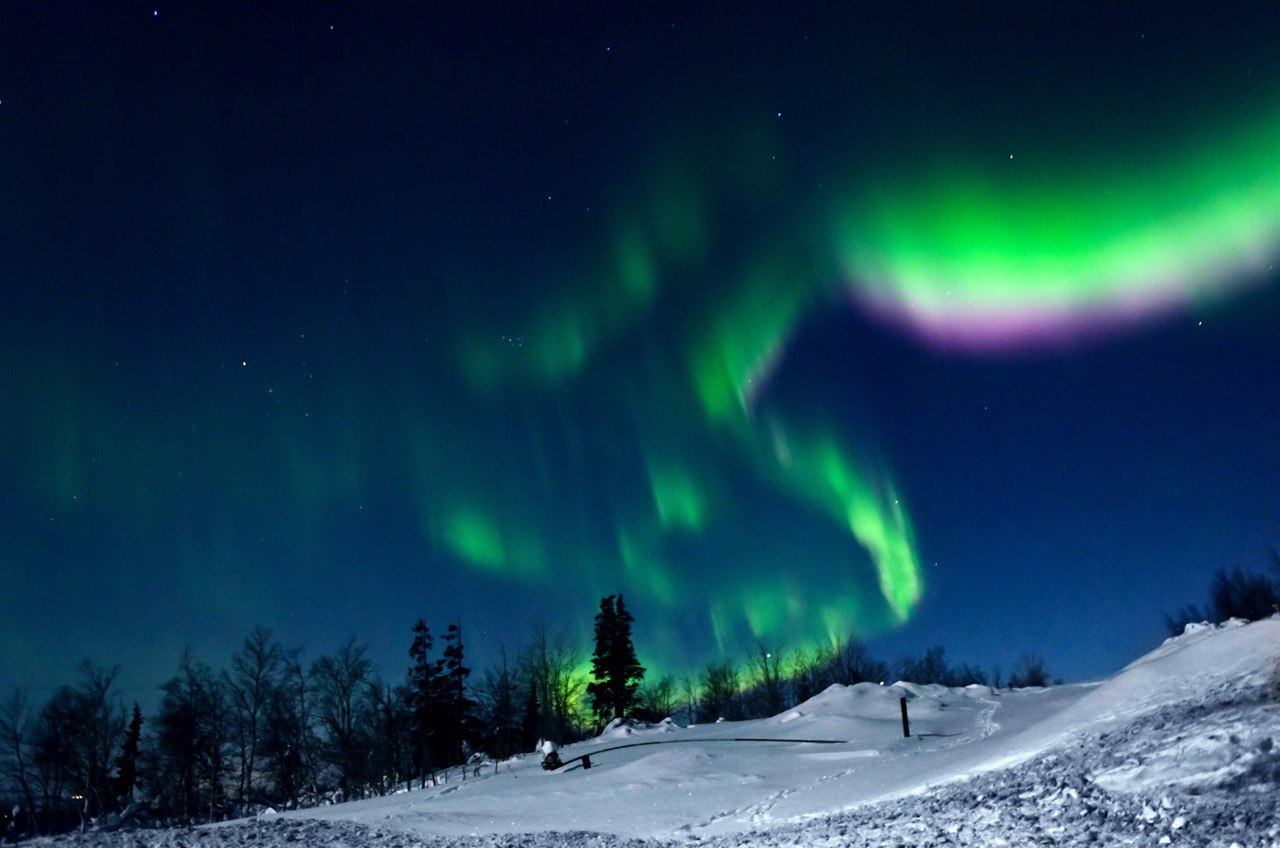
[581,754,592,769]
[899,696,911,738]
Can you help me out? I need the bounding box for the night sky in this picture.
[3,3,1279,700]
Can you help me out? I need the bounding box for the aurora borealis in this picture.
[2,4,1279,695]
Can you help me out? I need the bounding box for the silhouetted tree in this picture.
[1164,556,1280,634]
[698,659,741,722]
[439,623,476,766]
[366,679,411,794]
[109,703,143,808]
[746,644,786,718]
[153,652,229,820]
[313,638,375,800]
[633,676,678,722]
[899,646,951,685]
[476,647,521,760]
[1163,603,1211,636]
[0,688,39,835]
[837,638,888,685]
[259,648,317,805]
[586,595,645,724]
[223,626,282,804]
[23,662,126,825]
[405,620,442,784]
[1007,653,1051,688]
[1210,565,1280,622]
[521,622,586,743]
[518,678,540,753]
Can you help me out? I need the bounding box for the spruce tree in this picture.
[587,594,645,723]
[111,703,143,807]
[440,623,476,767]
[405,620,441,783]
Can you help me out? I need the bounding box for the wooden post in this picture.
[899,696,910,738]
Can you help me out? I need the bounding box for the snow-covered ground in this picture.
[36,618,1280,847]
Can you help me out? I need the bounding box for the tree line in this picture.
[1164,554,1280,635]
[2,595,1055,840]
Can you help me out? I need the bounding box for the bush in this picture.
[1164,556,1280,636]
[1007,653,1051,688]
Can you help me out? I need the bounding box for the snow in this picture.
[36,617,1280,847]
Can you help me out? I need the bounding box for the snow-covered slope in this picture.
[43,618,1280,847]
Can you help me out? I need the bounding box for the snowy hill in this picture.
[41,618,1280,847]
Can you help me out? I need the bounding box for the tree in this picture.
[439,623,476,767]
[405,620,441,784]
[1210,566,1280,622]
[1007,653,1051,688]
[521,622,587,743]
[586,595,645,724]
[259,648,317,806]
[153,652,229,820]
[313,638,375,800]
[746,644,786,718]
[0,689,39,835]
[899,646,950,685]
[223,626,282,804]
[1164,555,1280,634]
[518,677,540,753]
[698,659,741,722]
[633,676,678,722]
[843,639,888,685]
[109,704,143,808]
[366,679,411,795]
[24,662,127,823]
[476,647,522,761]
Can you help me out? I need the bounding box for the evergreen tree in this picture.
[586,594,645,723]
[405,620,441,784]
[518,680,540,752]
[439,623,476,767]
[110,703,143,807]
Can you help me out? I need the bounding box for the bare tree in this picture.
[788,648,823,705]
[633,676,678,722]
[153,652,230,820]
[520,622,586,743]
[313,637,375,800]
[476,646,522,760]
[223,626,283,804]
[679,674,699,725]
[746,644,786,718]
[260,647,317,806]
[0,689,39,834]
[842,638,888,685]
[698,659,741,722]
[23,663,126,825]
[1007,653,1051,688]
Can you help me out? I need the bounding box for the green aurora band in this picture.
[441,99,1280,665]
[836,106,1280,349]
[8,90,1279,678]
